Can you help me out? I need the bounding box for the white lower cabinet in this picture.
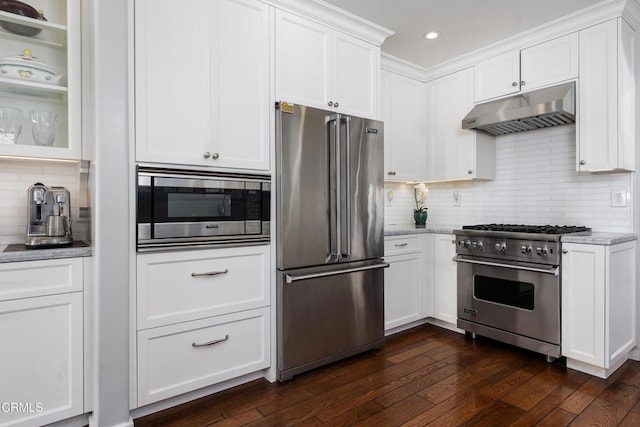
[137,307,269,406]
[430,234,458,326]
[135,245,271,406]
[0,258,84,427]
[561,241,636,378]
[137,246,269,329]
[383,235,424,331]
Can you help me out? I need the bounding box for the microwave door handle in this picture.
[343,116,351,260]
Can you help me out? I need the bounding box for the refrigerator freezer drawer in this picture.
[277,261,386,381]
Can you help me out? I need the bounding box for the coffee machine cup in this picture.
[46,215,67,237]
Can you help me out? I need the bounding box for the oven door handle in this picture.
[453,255,559,276]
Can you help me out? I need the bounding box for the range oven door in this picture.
[456,255,560,345]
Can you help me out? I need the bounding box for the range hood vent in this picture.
[462,82,575,136]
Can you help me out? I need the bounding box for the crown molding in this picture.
[264,0,394,46]
[421,0,639,81]
[381,52,428,81]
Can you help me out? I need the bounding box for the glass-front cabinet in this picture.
[0,0,80,160]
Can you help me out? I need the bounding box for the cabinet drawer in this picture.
[137,245,269,329]
[384,235,422,256]
[137,307,270,406]
[0,257,83,302]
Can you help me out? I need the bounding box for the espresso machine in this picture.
[26,183,73,248]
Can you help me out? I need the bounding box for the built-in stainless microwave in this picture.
[136,167,270,250]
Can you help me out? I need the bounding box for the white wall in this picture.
[0,158,82,244]
[385,125,633,232]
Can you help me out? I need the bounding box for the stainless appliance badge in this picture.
[366,128,378,134]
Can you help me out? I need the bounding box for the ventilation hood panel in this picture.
[462,82,575,136]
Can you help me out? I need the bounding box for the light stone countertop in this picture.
[384,224,460,236]
[561,232,637,246]
[0,241,92,263]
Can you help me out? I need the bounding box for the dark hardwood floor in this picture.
[135,324,640,426]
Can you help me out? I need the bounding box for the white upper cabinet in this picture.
[475,32,579,102]
[578,18,635,172]
[0,0,81,160]
[426,68,495,182]
[135,0,271,171]
[275,9,379,119]
[381,70,426,181]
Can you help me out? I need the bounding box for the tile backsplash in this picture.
[385,125,634,232]
[0,158,87,245]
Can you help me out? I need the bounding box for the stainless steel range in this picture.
[454,224,591,361]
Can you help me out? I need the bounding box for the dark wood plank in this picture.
[536,407,576,426]
[570,382,640,426]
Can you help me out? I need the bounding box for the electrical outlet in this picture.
[611,189,627,207]
[453,191,461,207]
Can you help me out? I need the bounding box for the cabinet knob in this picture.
[334,102,339,108]
[327,101,334,107]
[387,171,396,176]
[562,249,568,254]
[579,160,586,165]
[211,152,219,160]
[203,152,211,159]
[512,82,518,87]
[451,240,456,244]
[467,170,473,175]
[521,80,526,86]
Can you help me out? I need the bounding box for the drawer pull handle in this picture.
[191,269,229,277]
[192,335,229,348]
[394,243,409,247]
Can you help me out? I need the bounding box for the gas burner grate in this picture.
[461,224,590,234]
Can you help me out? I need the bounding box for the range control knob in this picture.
[521,245,533,255]
[494,242,507,254]
[536,246,550,257]
[463,239,471,249]
[471,241,483,251]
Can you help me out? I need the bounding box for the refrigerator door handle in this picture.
[343,116,352,260]
[333,114,342,260]
[284,261,389,283]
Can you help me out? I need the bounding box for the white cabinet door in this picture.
[332,31,379,118]
[0,293,83,426]
[214,0,271,170]
[474,33,578,102]
[562,241,636,378]
[0,257,82,302]
[381,71,426,181]
[275,9,379,119]
[474,51,520,102]
[520,33,579,91]
[578,18,635,172]
[135,0,271,171]
[383,235,423,331]
[427,68,495,182]
[561,243,606,366]
[275,9,332,110]
[433,234,457,325]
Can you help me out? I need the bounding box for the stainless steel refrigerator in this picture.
[275,101,387,381]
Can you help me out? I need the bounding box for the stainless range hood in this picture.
[462,82,575,136]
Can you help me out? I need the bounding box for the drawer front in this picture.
[384,235,421,256]
[137,245,269,329]
[0,257,83,302]
[137,307,270,406]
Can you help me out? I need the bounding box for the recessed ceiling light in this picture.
[424,31,440,40]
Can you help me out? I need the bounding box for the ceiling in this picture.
[322,0,607,69]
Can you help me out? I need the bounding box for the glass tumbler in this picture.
[31,110,58,147]
[0,107,24,144]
